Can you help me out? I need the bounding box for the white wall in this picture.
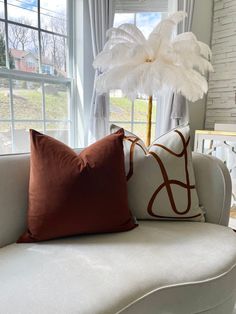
[189,0,214,144]
[205,0,236,129]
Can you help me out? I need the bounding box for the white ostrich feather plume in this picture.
[93,11,213,102]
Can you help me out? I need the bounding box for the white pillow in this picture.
[111,124,204,221]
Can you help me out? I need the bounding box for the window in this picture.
[0,0,75,154]
[109,8,168,143]
[26,59,37,68]
[42,64,51,75]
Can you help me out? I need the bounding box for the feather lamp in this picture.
[93,11,213,145]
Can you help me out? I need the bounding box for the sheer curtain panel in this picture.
[156,0,195,137]
[88,0,115,143]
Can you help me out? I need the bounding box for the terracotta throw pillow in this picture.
[18,129,136,243]
[111,124,204,221]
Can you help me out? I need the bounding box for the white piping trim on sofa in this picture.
[116,262,236,314]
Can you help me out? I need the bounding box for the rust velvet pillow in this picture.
[18,129,136,243]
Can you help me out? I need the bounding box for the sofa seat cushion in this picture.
[1,222,236,314]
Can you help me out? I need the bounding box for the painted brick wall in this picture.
[205,0,236,129]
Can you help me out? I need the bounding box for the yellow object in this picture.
[146,96,153,146]
[195,130,236,136]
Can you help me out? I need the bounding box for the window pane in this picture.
[7,0,38,27]
[134,97,157,122]
[151,124,156,143]
[0,22,6,68]
[152,99,157,123]
[111,122,132,133]
[40,0,67,35]
[46,122,69,145]
[114,13,135,27]
[41,32,67,77]
[0,78,10,119]
[9,25,39,72]
[133,123,156,144]
[134,98,147,122]
[44,83,68,120]
[136,12,162,38]
[133,124,146,142]
[0,122,12,154]
[110,92,132,122]
[0,0,4,19]
[14,122,43,153]
[13,80,42,120]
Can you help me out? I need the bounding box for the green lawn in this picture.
[0,90,156,142]
[110,96,157,142]
[110,96,156,122]
[0,89,68,117]
[0,87,68,131]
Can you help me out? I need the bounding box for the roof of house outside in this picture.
[10,49,31,59]
[10,49,53,66]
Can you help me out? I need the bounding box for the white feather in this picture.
[93,10,213,103]
[118,24,146,44]
[173,32,212,60]
[95,65,135,93]
[107,27,141,44]
[198,41,212,59]
[168,11,187,24]
[148,11,186,44]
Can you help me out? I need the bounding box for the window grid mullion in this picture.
[9,78,15,153]
[0,0,74,154]
[0,68,71,84]
[0,119,72,123]
[132,13,136,133]
[3,0,9,69]
[109,121,147,125]
[0,18,68,39]
[131,100,134,133]
[66,0,72,146]
[38,0,42,74]
[42,82,46,133]
[66,0,76,147]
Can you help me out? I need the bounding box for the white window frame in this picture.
[0,0,77,153]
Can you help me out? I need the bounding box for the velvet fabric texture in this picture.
[18,129,136,243]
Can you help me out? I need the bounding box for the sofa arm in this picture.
[0,154,29,248]
[192,153,232,226]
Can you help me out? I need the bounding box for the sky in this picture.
[0,0,66,31]
[1,1,162,39]
[0,0,67,66]
[114,12,162,38]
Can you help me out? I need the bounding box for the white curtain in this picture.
[156,0,195,137]
[88,0,115,143]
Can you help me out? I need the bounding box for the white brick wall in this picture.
[205,0,236,129]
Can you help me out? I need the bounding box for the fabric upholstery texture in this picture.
[18,129,136,243]
[0,152,231,248]
[1,221,236,314]
[111,124,204,221]
[0,146,235,313]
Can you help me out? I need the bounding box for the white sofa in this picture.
[0,151,236,314]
